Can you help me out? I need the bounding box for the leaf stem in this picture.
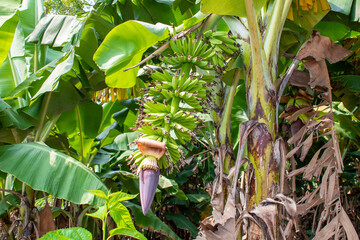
[244,0,273,89]
[35,92,52,142]
[263,0,285,60]
[263,0,292,80]
[218,69,241,146]
[40,114,61,142]
[219,69,241,174]
[76,105,84,162]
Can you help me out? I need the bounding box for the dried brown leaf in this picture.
[295,31,351,97]
[287,124,307,146]
[288,70,310,88]
[285,106,314,123]
[197,217,239,240]
[303,59,331,92]
[327,172,337,204]
[312,214,338,240]
[320,166,331,203]
[300,132,314,161]
[39,201,56,237]
[245,194,297,240]
[297,195,323,215]
[339,207,359,240]
[287,167,306,178]
[296,30,352,64]
[274,194,297,220]
[249,204,277,240]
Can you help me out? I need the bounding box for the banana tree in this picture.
[93,0,359,239]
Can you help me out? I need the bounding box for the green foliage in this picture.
[0,0,359,239]
[44,0,88,15]
[0,143,108,206]
[201,0,268,17]
[0,14,18,68]
[93,20,169,88]
[39,227,92,240]
[124,201,181,240]
[87,190,146,240]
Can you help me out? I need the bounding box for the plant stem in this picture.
[35,92,52,142]
[244,0,273,91]
[263,0,293,80]
[263,0,285,60]
[76,105,84,162]
[199,14,222,34]
[40,114,60,142]
[219,69,241,174]
[244,0,277,208]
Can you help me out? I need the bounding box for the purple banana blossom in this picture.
[139,168,160,215]
[136,138,165,215]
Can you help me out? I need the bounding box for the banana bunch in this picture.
[204,31,240,71]
[160,31,240,72]
[131,70,214,169]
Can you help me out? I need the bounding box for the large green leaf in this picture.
[158,175,188,200]
[123,201,180,240]
[0,19,28,98]
[18,0,44,37]
[39,227,92,240]
[201,0,267,17]
[93,20,169,88]
[32,48,75,99]
[333,75,360,92]
[109,228,147,240]
[113,132,140,150]
[109,203,136,229]
[27,15,84,47]
[0,13,19,68]
[314,21,350,42]
[57,101,103,161]
[0,143,108,206]
[333,75,360,120]
[0,57,16,97]
[86,205,107,221]
[0,0,19,26]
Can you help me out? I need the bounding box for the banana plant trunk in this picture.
[244,0,291,238]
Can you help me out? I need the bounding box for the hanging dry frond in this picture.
[283,31,357,239]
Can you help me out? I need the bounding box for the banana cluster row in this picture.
[132,70,214,169]
[161,31,240,72]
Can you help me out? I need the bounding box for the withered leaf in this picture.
[300,132,313,161]
[339,207,359,240]
[39,201,56,237]
[312,214,338,240]
[303,59,331,92]
[296,30,352,64]
[288,70,310,88]
[295,31,351,94]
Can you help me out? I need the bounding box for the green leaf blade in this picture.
[39,227,92,240]
[0,143,108,207]
[93,20,169,88]
[109,227,147,240]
